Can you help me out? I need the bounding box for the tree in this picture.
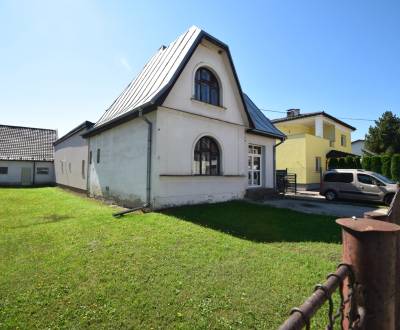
[328,158,338,170]
[345,156,356,169]
[391,154,400,182]
[365,111,400,154]
[371,156,382,174]
[381,155,392,178]
[362,156,371,170]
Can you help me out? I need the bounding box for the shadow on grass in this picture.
[9,214,71,229]
[160,201,341,244]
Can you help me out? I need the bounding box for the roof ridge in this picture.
[0,124,57,132]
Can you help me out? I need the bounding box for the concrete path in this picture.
[262,198,388,218]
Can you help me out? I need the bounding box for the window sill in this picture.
[190,98,226,110]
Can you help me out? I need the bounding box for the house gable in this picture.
[162,38,249,127]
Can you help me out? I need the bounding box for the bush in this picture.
[362,156,371,170]
[355,157,362,169]
[371,156,382,174]
[345,156,356,169]
[381,155,392,178]
[391,154,400,182]
[328,158,338,170]
[338,158,346,169]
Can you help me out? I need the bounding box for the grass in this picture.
[0,188,342,329]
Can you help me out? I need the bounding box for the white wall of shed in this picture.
[54,130,89,191]
[0,160,54,185]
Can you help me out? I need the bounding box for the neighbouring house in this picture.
[53,121,94,192]
[82,26,285,209]
[0,124,57,186]
[272,109,356,190]
[351,139,375,157]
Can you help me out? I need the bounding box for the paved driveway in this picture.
[262,198,388,218]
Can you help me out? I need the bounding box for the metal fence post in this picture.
[336,218,400,330]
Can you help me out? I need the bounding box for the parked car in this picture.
[320,169,398,205]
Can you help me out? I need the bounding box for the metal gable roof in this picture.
[85,26,283,138]
[0,125,57,161]
[243,93,286,139]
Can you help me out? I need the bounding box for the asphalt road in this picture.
[262,198,388,218]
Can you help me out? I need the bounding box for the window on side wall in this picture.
[315,157,322,172]
[0,167,8,175]
[341,134,347,147]
[82,160,85,179]
[61,161,64,174]
[97,149,100,163]
[89,151,92,164]
[68,163,72,173]
[37,167,49,175]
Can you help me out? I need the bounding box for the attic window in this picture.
[194,68,220,106]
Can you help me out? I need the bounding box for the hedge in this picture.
[381,155,392,178]
[371,156,382,174]
[391,154,400,182]
[328,157,338,170]
[362,156,371,171]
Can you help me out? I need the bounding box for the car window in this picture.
[373,172,394,184]
[357,174,381,185]
[324,173,353,183]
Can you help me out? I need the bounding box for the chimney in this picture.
[287,109,300,118]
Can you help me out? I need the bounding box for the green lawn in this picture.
[0,188,342,329]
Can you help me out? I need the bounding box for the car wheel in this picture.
[325,190,337,201]
[384,194,394,206]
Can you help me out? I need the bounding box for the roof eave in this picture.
[246,128,286,140]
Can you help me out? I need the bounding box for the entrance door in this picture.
[21,167,32,185]
[248,144,262,187]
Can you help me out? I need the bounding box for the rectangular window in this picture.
[68,163,72,173]
[61,161,64,174]
[97,149,100,163]
[315,157,322,172]
[324,172,353,183]
[0,167,8,174]
[341,134,347,147]
[37,167,49,175]
[248,144,262,187]
[89,151,92,164]
[82,160,85,179]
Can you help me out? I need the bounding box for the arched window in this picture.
[194,68,220,106]
[193,136,220,175]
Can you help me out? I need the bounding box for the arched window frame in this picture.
[193,136,221,176]
[194,67,220,106]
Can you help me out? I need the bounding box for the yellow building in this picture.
[272,109,356,190]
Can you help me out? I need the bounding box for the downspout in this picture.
[273,138,286,191]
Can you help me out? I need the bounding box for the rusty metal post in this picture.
[337,218,400,330]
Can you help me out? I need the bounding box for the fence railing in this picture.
[276,170,297,194]
[278,264,364,330]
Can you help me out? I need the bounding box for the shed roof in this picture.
[85,26,284,139]
[53,121,94,146]
[0,125,57,161]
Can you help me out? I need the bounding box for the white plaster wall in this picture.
[352,140,364,156]
[0,160,54,185]
[163,40,249,127]
[54,130,89,190]
[88,112,156,207]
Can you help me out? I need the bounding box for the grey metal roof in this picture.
[95,26,202,128]
[0,125,57,161]
[243,94,286,139]
[86,25,283,140]
[53,121,94,146]
[271,111,356,131]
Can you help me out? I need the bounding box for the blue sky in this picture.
[1,0,399,139]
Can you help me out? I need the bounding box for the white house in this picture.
[82,26,285,209]
[351,139,375,157]
[0,125,57,186]
[53,121,94,192]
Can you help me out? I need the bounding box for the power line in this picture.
[259,108,375,122]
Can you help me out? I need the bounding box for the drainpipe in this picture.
[273,138,285,191]
[139,109,152,207]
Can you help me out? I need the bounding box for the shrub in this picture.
[381,155,392,178]
[345,156,356,169]
[362,156,371,170]
[355,157,362,169]
[338,158,346,169]
[391,154,400,182]
[328,157,338,170]
[371,156,382,174]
